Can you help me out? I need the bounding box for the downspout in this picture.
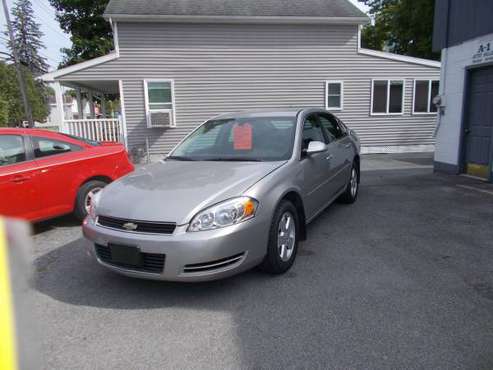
[434,0,450,138]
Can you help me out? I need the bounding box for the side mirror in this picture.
[305,141,327,155]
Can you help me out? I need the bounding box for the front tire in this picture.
[74,180,108,221]
[260,200,299,274]
[339,162,359,204]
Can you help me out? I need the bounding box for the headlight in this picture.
[88,191,102,219]
[188,197,258,232]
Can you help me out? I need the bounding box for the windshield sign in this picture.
[169,116,297,162]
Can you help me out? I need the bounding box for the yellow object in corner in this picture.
[0,219,17,370]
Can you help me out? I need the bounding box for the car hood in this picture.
[97,160,285,224]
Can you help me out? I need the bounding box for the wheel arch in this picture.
[80,175,113,187]
[354,154,361,182]
[279,190,307,241]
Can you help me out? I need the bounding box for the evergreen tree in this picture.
[5,0,49,75]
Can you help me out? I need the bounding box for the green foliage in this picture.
[0,61,49,125]
[5,0,49,75]
[359,0,440,60]
[48,0,113,67]
[0,96,9,127]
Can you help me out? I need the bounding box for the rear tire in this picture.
[259,200,299,274]
[339,162,359,204]
[74,180,108,221]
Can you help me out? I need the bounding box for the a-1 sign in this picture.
[472,41,493,65]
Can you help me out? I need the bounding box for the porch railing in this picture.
[64,118,123,143]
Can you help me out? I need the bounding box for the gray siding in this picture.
[433,0,493,51]
[60,22,440,154]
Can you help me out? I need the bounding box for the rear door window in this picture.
[31,137,82,158]
[318,113,346,140]
[0,135,27,166]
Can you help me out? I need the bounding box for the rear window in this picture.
[32,137,82,158]
[61,133,100,146]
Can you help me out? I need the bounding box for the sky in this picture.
[0,0,369,72]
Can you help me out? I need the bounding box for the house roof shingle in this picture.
[104,0,367,21]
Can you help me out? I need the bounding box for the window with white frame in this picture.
[325,81,343,110]
[371,79,405,115]
[413,80,439,114]
[144,80,175,127]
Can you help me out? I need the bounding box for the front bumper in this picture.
[82,216,269,282]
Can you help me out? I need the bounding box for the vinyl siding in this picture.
[60,22,440,154]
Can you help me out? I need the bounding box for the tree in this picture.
[359,0,439,60]
[48,0,113,67]
[5,0,49,75]
[0,61,49,125]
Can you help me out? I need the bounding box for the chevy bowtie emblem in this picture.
[122,222,138,231]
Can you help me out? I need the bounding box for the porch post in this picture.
[75,88,83,119]
[101,95,107,118]
[88,91,95,118]
[53,82,65,132]
[118,80,128,148]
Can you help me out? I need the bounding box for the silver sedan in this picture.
[82,108,360,281]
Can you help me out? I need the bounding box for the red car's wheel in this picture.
[74,180,108,221]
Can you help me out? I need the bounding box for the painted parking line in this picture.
[456,184,493,196]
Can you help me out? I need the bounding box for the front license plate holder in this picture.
[109,244,142,266]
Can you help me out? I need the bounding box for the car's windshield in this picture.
[169,116,297,162]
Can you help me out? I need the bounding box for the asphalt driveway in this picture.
[30,153,493,369]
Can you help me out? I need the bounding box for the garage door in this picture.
[463,67,493,179]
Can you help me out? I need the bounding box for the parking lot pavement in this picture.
[30,155,493,370]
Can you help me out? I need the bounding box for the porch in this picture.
[41,77,127,145]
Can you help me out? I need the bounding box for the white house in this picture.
[42,0,441,159]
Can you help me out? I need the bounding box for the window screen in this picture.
[389,81,403,113]
[147,81,173,110]
[414,80,440,113]
[414,80,429,112]
[372,80,404,114]
[372,81,388,113]
[326,82,343,110]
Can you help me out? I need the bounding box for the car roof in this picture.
[212,108,323,120]
[0,128,64,137]
[0,128,87,145]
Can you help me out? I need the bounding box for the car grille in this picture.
[97,215,176,234]
[183,253,245,273]
[95,244,165,273]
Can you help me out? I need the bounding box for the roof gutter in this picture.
[103,14,369,25]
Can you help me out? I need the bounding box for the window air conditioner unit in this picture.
[147,110,174,128]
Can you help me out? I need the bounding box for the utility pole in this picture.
[2,0,33,127]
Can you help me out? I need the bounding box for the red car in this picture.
[0,128,134,222]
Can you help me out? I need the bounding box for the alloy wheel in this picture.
[277,211,296,262]
[84,187,103,213]
[350,168,358,198]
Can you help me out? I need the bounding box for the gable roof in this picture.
[104,0,368,24]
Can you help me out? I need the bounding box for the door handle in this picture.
[326,154,334,160]
[344,143,351,149]
[11,175,30,183]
